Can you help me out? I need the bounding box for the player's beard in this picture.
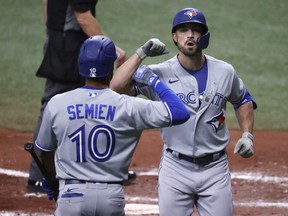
[177,41,202,57]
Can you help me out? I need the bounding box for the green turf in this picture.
[0,0,287,131]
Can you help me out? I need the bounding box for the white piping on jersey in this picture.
[35,141,56,152]
[163,102,172,126]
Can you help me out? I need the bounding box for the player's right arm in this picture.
[110,38,169,95]
[35,101,57,176]
[110,53,142,96]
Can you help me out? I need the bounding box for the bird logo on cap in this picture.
[184,10,198,19]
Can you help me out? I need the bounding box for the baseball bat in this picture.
[24,142,58,201]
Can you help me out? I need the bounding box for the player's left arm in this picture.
[232,90,257,158]
[228,69,257,158]
[235,100,254,134]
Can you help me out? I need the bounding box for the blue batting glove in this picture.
[133,65,159,87]
[41,177,59,200]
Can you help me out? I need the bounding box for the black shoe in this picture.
[124,171,137,186]
[26,179,44,193]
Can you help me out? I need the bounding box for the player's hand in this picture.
[133,65,159,87]
[136,38,169,60]
[233,132,254,158]
[41,177,59,201]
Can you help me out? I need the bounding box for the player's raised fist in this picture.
[136,38,169,60]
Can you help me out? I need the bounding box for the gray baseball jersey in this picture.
[137,54,256,216]
[35,86,171,182]
[139,55,249,157]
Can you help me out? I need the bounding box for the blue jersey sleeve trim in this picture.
[233,90,257,110]
[152,80,190,126]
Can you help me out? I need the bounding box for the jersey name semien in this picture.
[67,103,116,121]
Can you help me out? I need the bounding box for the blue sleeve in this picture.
[232,90,257,110]
[152,79,190,125]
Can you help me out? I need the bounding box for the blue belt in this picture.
[166,148,225,166]
[65,179,123,185]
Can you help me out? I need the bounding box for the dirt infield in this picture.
[0,127,288,215]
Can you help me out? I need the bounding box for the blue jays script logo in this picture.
[205,111,225,132]
[184,10,198,19]
[177,91,197,105]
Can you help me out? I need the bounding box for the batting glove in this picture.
[41,177,59,201]
[136,38,169,60]
[133,65,159,87]
[233,132,254,158]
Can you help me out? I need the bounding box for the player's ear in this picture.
[172,33,178,46]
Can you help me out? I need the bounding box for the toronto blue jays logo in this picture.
[205,111,226,132]
[184,10,198,19]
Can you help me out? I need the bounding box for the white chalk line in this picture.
[1,167,288,216]
[0,212,51,216]
[2,201,288,216]
[0,168,28,178]
[2,167,288,184]
[137,168,288,184]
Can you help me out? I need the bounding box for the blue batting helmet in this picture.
[78,35,118,78]
[172,8,210,49]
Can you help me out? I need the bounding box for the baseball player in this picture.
[111,8,257,216]
[35,35,189,216]
[27,0,129,192]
